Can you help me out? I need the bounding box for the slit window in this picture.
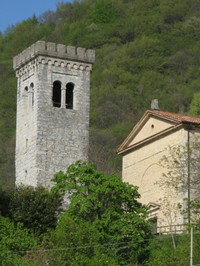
[53,81,61,108]
[66,82,74,109]
[30,83,34,106]
[25,138,28,152]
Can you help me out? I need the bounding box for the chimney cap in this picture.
[151,99,159,110]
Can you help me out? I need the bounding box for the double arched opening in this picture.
[24,82,34,107]
[53,81,74,109]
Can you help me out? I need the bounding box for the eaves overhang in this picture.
[117,123,183,155]
[117,109,200,156]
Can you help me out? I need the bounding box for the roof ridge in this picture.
[148,110,200,124]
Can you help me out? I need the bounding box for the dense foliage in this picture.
[1,161,200,265]
[0,162,151,265]
[2,0,200,184]
[48,213,117,265]
[52,161,151,265]
[0,215,36,266]
[7,186,62,236]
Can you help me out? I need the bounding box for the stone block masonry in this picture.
[14,41,95,187]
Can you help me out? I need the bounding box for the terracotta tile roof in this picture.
[148,109,200,124]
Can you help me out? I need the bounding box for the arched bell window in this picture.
[66,82,74,109]
[53,81,61,108]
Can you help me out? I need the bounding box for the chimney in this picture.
[151,99,159,110]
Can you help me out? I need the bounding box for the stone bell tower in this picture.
[13,41,95,187]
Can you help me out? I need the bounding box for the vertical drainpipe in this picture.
[187,125,191,226]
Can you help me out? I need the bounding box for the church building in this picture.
[117,106,200,233]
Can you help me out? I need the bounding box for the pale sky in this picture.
[0,0,73,33]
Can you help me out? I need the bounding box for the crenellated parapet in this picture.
[13,41,95,71]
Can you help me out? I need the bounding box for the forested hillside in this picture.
[1,0,200,187]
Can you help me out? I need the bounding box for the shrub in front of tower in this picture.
[8,185,62,237]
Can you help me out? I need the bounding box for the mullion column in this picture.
[61,84,66,108]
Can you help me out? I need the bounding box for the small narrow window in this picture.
[30,83,34,106]
[66,82,74,109]
[53,81,61,108]
[26,138,28,150]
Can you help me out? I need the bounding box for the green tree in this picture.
[0,215,36,266]
[52,161,151,265]
[48,214,116,266]
[8,185,62,237]
[90,0,119,24]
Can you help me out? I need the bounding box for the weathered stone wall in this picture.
[14,41,95,187]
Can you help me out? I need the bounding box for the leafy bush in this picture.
[0,215,36,266]
[8,185,62,236]
[49,215,117,266]
[52,161,151,265]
